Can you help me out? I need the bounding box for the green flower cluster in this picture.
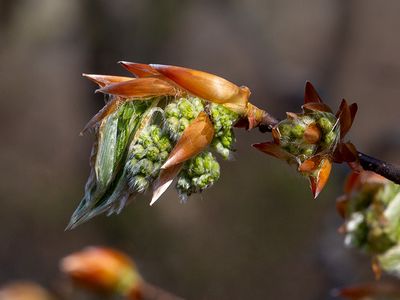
[176,152,220,198]
[164,97,204,139]
[345,181,400,255]
[71,94,240,227]
[277,111,339,162]
[210,103,238,159]
[125,125,172,192]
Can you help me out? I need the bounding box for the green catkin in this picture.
[126,124,172,192]
[165,97,205,139]
[176,152,220,197]
[209,103,238,159]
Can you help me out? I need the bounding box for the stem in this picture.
[258,112,279,133]
[358,152,400,185]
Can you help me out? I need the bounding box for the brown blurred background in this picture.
[1,0,400,299]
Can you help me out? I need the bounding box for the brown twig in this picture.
[357,152,400,185]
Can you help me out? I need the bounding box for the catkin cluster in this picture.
[176,152,220,198]
[165,97,204,139]
[210,103,238,159]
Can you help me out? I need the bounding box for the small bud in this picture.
[60,247,142,296]
[164,103,179,118]
[179,118,190,133]
[129,175,150,192]
[323,131,337,148]
[290,123,305,139]
[146,146,160,161]
[176,152,220,197]
[0,282,53,300]
[317,116,333,133]
[278,122,291,137]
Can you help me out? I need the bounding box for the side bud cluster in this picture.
[126,125,172,192]
[276,111,339,163]
[176,152,220,198]
[210,103,239,159]
[338,172,400,277]
[164,97,204,139]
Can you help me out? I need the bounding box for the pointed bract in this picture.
[302,102,333,113]
[118,61,160,78]
[150,64,250,114]
[252,141,292,160]
[336,99,353,137]
[309,158,332,198]
[162,112,214,169]
[150,164,183,205]
[83,74,133,88]
[304,81,322,104]
[81,97,121,134]
[97,78,177,98]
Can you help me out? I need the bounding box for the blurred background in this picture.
[1,0,400,299]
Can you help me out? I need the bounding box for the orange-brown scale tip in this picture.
[96,78,177,98]
[309,158,332,198]
[82,73,133,88]
[118,61,160,77]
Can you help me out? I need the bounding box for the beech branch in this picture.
[256,112,400,185]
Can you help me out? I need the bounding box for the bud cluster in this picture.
[164,97,204,139]
[339,172,400,277]
[72,62,249,227]
[176,151,220,198]
[276,111,339,163]
[210,103,238,159]
[344,181,399,254]
[125,125,173,192]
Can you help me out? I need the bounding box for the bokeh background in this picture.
[1,0,400,299]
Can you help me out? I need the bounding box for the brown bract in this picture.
[162,112,214,170]
[253,81,358,198]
